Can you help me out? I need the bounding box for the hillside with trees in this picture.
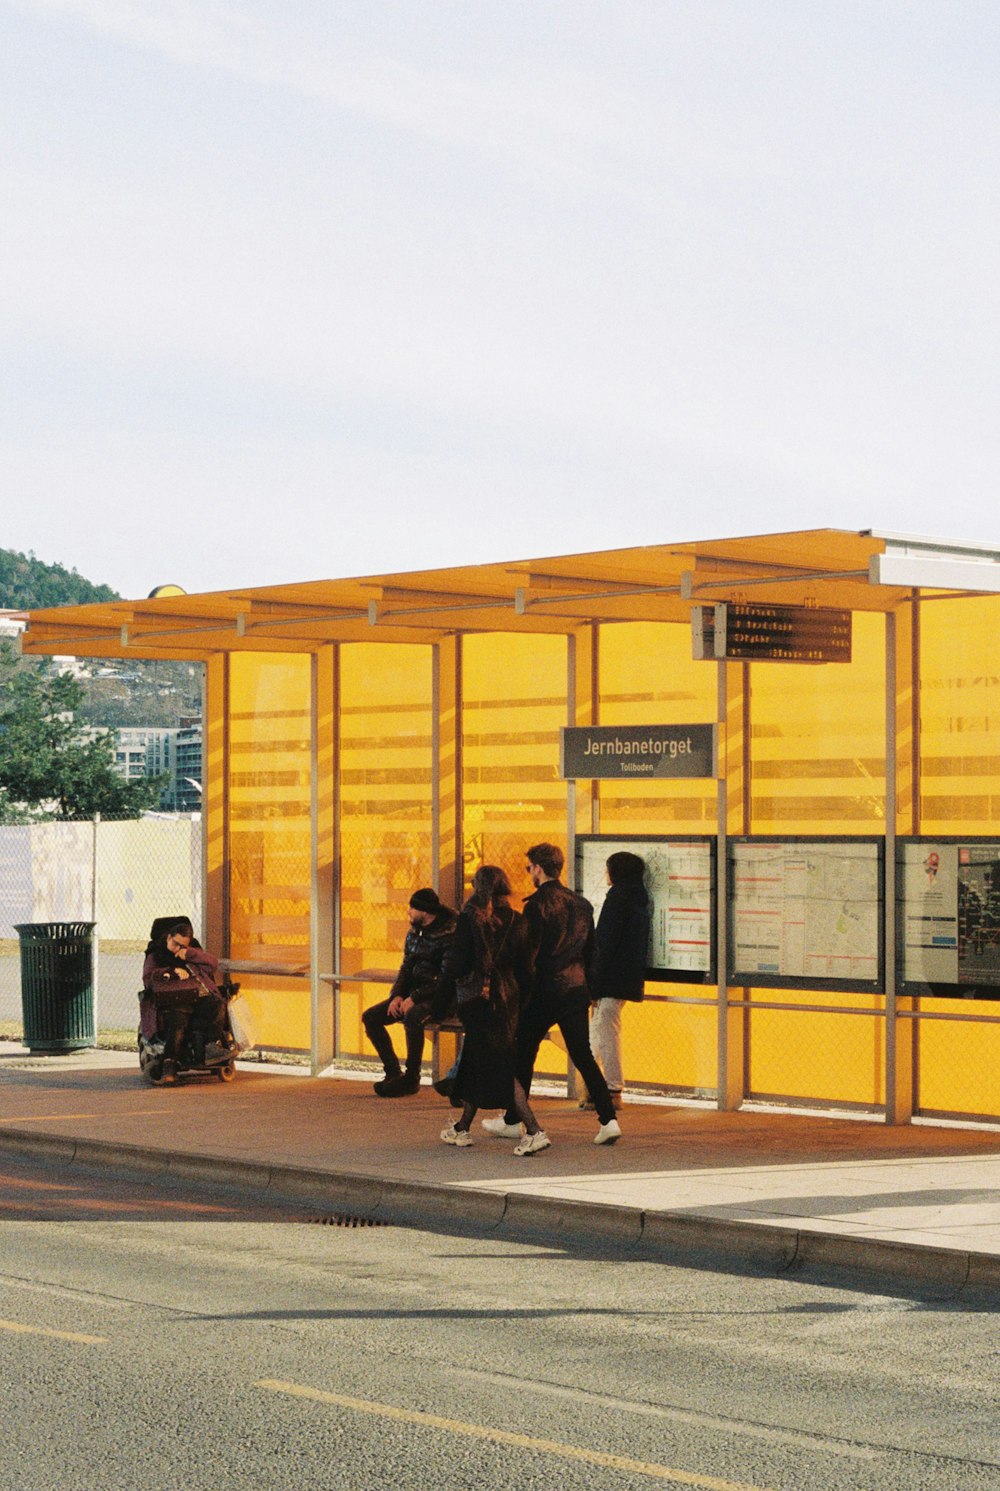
[0,547,202,728]
[0,547,118,609]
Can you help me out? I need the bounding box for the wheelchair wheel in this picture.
[216,1059,236,1082]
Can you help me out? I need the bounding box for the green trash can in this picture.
[14,922,96,1053]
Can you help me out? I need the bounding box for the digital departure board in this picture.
[692,603,852,663]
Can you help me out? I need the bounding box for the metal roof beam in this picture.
[239,608,370,633]
[125,607,241,624]
[680,568,868,597]
[683,551,855,577]
[121,621,240,645]
[516,582,681,612]
[369,596,517,624]
[508,568,677,594]
[367,583,511,607]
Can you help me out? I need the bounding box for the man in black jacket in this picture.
[363,888,458,1097]
[483,843,622,1145]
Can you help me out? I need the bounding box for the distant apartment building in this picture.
[172,717,203,813]
[98,722,203,812]
[115,727,161,783]
[143,719,202,811]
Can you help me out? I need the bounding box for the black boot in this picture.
[376,1072,421,1097]
[373,1068,403,1095]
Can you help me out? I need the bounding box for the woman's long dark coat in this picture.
[441,903,535,1111]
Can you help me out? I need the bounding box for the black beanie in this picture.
[409,887,442,913]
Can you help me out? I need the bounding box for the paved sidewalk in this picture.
[2,1042,1000,1293]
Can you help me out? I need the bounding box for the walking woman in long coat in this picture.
[438,865,550,1156]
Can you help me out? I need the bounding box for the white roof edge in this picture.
[862,529,1000,561]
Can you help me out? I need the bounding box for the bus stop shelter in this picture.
[21,526,1000,1127]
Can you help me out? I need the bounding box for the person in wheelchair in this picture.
[142,918,229,1085]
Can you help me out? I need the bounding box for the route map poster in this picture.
[729,839,882,990]
[900,840,1000,990]
[575,836,714,982]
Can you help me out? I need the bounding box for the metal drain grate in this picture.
[307,1214,387,1228]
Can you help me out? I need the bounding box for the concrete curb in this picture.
[3,1124,999,1295]
[504,1191,644,1247]
[640,1210,800,1272]
[791,1228,975,1289]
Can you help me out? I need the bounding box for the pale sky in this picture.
[2,1,998,600]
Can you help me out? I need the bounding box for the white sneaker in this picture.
[513,1130,551,1157]
[481,1117,523,1139]
[594,1118,621,1146]
[441,1124,473,1147]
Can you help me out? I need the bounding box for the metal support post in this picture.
[716,660,745,1110]
[91,811,100,1034]
[310,647,337,1074]
[884,608,914,1123]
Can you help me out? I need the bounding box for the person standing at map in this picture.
[581,850,651,1110]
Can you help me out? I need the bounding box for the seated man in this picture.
[363,888,458,1096]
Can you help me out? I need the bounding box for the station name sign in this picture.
[560,724,716,780]
[692,602,852,663]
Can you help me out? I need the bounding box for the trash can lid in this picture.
[14,922,97,938]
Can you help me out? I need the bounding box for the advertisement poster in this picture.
[575,837,713,980]
[901,841,1000,989]
[730,840,881,988]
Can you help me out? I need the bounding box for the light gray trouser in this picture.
[589,997,626,1093]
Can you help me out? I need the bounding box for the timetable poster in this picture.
[575,837,713,980]
[901,841,1000,988]
[730,840,881,989]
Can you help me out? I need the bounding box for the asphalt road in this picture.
[0,1154,998,1491]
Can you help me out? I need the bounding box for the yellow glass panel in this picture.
[461,632,568,1078]
[747,991,886,1107]
[749,611,886,832]
[461,632,567,897]
[620,995,717,1092]
[598,622,717,831]
[919,595,1000,833]
[594,623,719,1094]
[915,999,1000,1118]
[339,643,433,1061]
[228,653,312,1051]
[236,974,311,1052]
[911,596,1000,1118]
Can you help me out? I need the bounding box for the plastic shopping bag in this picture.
[227,995,257,1053]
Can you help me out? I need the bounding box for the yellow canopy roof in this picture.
[20,528,1000,661]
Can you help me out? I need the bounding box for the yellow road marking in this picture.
[4,1110,178,1121]
[3,1174,79,1192]
[256,1380,777,1491]
[0,1318,107,1345]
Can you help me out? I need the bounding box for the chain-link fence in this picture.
[0,816,201,1042]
